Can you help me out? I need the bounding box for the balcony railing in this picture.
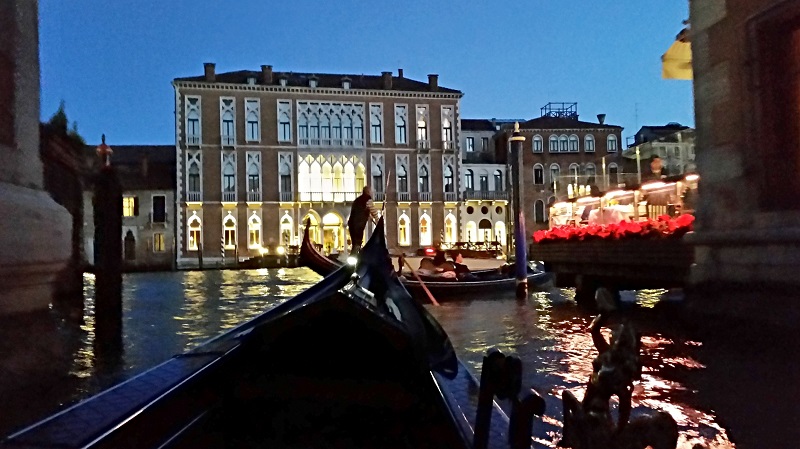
[416,140,430,151]
[186,191,201,202]
[444,192,458,202]
[247,191,262,202]
[418,192,432,202]
[442,140,456,151]
[463,191,509,201]
[298,138,365,148]
[374,192,385,202]
[280,191,294,202]
[297,191,359,202]
[222,135,235,146]
[397,192,411,202]
[186,135,200,146]
[222,191,237,202]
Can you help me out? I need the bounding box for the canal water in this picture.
[0,268,792,447]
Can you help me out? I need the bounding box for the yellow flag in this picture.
[662,40,692,80]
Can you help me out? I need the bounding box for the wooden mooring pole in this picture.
[509,123,528,299]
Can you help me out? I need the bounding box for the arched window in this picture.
[398,213,410,246]
[534,200,545,223]
[397,164,408,193]
[188,162,201,193]
[444,165,454,192]
[280,162,292,194]
[248,214,261,249]
[342,114,353,143]
[559,135,569,152]
[298,160,310,200]
[279,111,291,142]
[584,134,595,152]
[331,114,342,143]
[419,213,432,246]
[608,163,619,186]
[310,161,322,198]
[280,215,293,246]
[186,215,202,251]
[418,165,430,193]
[353,115,364,144]
[585,163,596,181]
[222,162,235,197]
[465,169,474,191]
[333,163,344,194]
[322,162,333,201]
[494,221,506,246]
[549,135,559,153]
[320,114,331,143]
[532,135,543,153]
[494,170,503,191]
[569,134,579,152]
[124,230,136,260]
[444,213,457,243]
[478,170,489,191]
[465,221,477,243]
[223,215,236,249]
[478,219,492,242]
[607,134,618,152]
[221,110,235,140]
[568,163,580,178]
[298,113,309,143]
[533,164,544,185]
[549,163,561,190]
[247,162,259,194]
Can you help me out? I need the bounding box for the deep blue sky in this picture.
[39,0,693,145]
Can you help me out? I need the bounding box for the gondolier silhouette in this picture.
[347,186,380,255]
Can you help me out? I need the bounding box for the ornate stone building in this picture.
[172,64,463,267]
[495,103,624,236]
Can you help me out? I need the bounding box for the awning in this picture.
[662,27,692,80]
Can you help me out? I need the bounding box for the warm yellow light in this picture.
[259,247,268,256]
[685,174,699,182]
[604,190,630,199]
[577,196,599,204]
[553,202,570,209]
[641,181,667,190]
[347,256,358,266]
[276,246,286,255]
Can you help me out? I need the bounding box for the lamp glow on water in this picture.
[347,256,358,266]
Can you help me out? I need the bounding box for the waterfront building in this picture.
[172,64,463,267]
[622,124,696,176]
[82,145,176,271]
[495,103,624,236]
[459,119,508,247]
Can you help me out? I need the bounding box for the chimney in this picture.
[428,74,438,91]
[398,68,404,78]
[203,62,216,82]
[260,65,273,84]
[140,154,149,178]
[381,71,392,89]
[597,113,606,125]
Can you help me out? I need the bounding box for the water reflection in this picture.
[426,288,735,448]
[2,271,745,448]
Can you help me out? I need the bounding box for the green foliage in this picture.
[47,100,86,145]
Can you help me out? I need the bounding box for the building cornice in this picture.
[172,81,463,100]
[517,127,622,133]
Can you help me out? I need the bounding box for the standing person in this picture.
[644,155,669,181]
[347,186,380,254]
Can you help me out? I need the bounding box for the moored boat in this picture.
[2,218,545,449]
[300,220,552,302]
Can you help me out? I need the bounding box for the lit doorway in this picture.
[322,212,343,254]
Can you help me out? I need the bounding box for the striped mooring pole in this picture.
[221,236,225,266]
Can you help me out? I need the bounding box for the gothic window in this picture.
[245,99,260,142]
[187,214,201,251]
[278,101,292,142]
[395,105,408,144]
[248,214,261,249]
[398,214,410,246]
[397,164,409,193]
[220,98,235,144]
[444,165,454,192]
[533,164,544,185]
[223,215,236,249]
[419,213,432,246]
[419,165,430,193]
[416,105,428,143]
[185,96,201,144]
[370,104,383,144]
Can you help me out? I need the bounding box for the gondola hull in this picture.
[300,222,552,302]
[2,218,520,449]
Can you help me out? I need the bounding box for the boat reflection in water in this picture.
[1,270,753,447]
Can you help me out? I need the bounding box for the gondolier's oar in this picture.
[401,256,440,307]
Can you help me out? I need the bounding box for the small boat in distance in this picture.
[300,220,552,302]
[2,218,545,449]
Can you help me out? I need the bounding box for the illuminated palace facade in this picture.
[173,64,464,268]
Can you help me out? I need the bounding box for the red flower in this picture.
[532,214,696,244]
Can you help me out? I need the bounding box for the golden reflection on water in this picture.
[427,287,735,448]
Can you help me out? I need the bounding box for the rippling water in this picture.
[0,268,772,447]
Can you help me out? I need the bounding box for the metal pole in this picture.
[636,147,642,185]
[509,123,527,299]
